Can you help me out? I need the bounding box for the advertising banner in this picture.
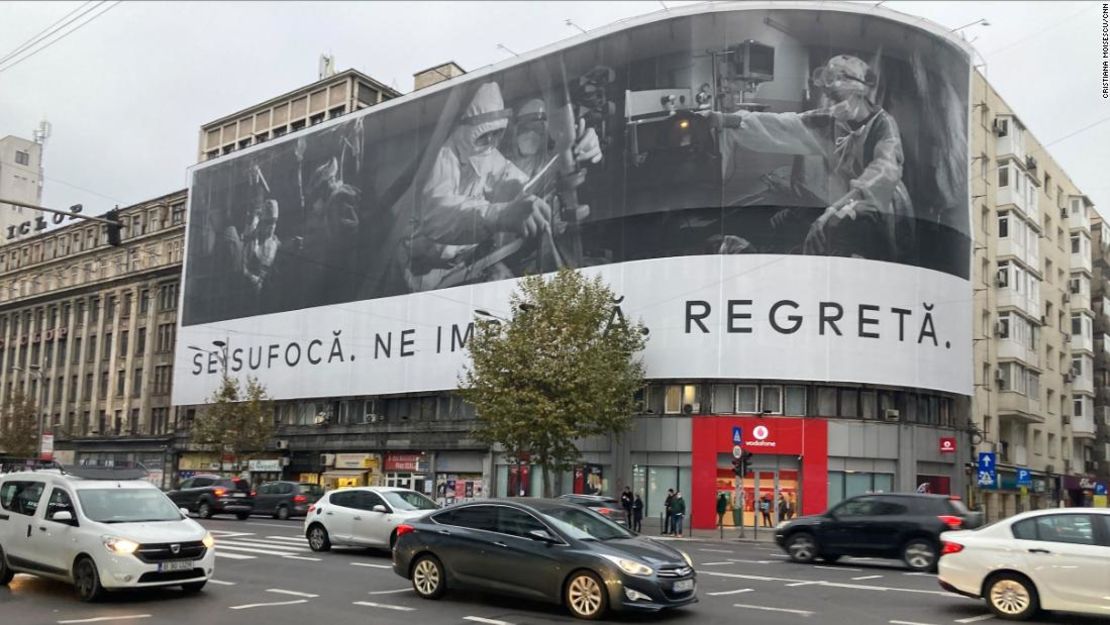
[176,4,971,404]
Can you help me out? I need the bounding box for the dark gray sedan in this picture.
[392,498,697,620]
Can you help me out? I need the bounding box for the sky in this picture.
[0,0,1107,221]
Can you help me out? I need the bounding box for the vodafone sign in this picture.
[939,437,956,453]
[747,424,777,449]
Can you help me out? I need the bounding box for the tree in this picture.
[189,375,274,470]
[0,389,39,459]
[461,269,647,497]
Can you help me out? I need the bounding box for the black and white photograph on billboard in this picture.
[182,7,970,327]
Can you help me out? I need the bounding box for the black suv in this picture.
[167,474,255,520]
[774,493,982,571]
[254,481,324,519]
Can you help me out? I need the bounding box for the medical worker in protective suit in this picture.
[410,82,552,291]
[703,54,914,263]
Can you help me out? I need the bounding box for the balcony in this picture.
[997,128,1027,164]
[1071,330,1094,354]
[997,185,1030,220]
[998,338,1040,368]
[1072,413,1097,439]
[1072,372,1094,395]
[1072,251,1093,277]
[996,238,1039,272]
[998,391,1044,423]
[1069,205,1091,233]
[997,289,1040,320]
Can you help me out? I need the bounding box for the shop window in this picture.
[711,384,735,414]
[735,385,758,413]
[663,386,682,414]
[760,385,782,414]
[839,389,859,418]
[816,387,837,416]
[827,472,894,508]
[784,386,806,416]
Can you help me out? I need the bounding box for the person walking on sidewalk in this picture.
[760,495,773,527]
[663,489,675,535]
[671,491,687,537]
[632,493,644,533]
[620,486,634,528]
[716,493,728,528]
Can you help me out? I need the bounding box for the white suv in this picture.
[0,466,215,601]
[305,487,439,552]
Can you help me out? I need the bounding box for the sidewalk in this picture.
[636,516,779,544]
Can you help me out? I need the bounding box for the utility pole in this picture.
[0,197,124,245]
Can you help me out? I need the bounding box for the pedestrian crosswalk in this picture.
[209,530,318,561]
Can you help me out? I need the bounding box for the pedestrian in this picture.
[663,488,675,535]
[716,493,728,528]
[671,491,686,537]
[620,485,634,528]
[632,493,644,533]
[786,493,796,520]
[760,495,773,527]
[777,494,788,524]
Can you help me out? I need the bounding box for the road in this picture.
[2,517,1105,625]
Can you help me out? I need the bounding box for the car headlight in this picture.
[679,550,693,567]
[776,521,790,530]
[103,536,139,555]
[601,554,654,576]
[202,532,215,549]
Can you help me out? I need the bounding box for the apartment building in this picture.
[0,190,187,487]
[0,135,44,243]
[971,70,1105,519]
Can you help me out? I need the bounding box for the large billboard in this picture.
[175,3,973,405]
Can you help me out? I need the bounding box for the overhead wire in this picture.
[0,1,122,75]
[0,1,97,66]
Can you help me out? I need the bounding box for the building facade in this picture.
[0,190,187,487]
[0,135,45,243]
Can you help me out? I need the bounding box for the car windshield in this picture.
[77,488,183,523]
[537,506,635,541]
[381,490,438,511]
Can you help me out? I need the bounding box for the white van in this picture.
[0,465,215,601]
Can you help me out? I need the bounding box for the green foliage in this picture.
[461,269,647,497]
[189,376,274,465]
[0,389,39,458]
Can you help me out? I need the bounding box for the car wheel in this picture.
[786,532,818,564]
[197,501,213,519]
[236,512,251,521]
[411,554,446,599]
[901,538,937,572]
[0,547,15,585]
[275,505,290,521]
[181,581,207,594]
[307,524,331,552]
[985,573,1039,621]
[74,557,105,603]
[565,570,607,620]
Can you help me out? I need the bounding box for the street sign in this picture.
[977,452,997,488]
[1016,468,1032,487]
[939,437,956,453]
[732,426,743,446]
[40,434,54,461]
[1096,483,1107,496]
[732,445,743,459]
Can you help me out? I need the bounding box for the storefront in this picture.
[321,453,381,490]
[247,458,284,485]
[384,452,431,495]
[1063,475,1107,508]
[692,416,828,531]
[433,451,485,505]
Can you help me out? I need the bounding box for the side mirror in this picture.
[372,505,388,514]
[528,529,558,544]
[51,510,75,524]
[180,507,191,517]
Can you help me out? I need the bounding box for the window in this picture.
[136,327,146,355]
[832,497,880,517]
[116,371,125,396]
[14,150,30,165]
[663,386,682,414]
[1072,314,1083,337]
[736,385,758,413]
[0,481,45,516]
[760,385,783,414]
[156,323,175,353]
[784,386,806,416]
[1072,235,1080,254]
[435,505,498,532]
[158,283,178,311]
[45,488,74,522]
[998,312,1010,338]
[817,387,837,416]
[496,508,547,538]
[998,215,1008,238]
[997,261,1009,287]
[1012,514,1096,546]
[996,118,1009,137]
[839,388,859,418]
[170,204,185,225]
[139,289,150,314]
[132,369,142,396]
[1073,396,1083,417]
[998,165,1009,188]
[712,384,735,413]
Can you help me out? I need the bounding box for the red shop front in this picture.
[691,416,828,531]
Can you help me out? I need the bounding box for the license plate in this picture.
[232,492,246,498]
[158,560,195,572]
[673,579,694,592]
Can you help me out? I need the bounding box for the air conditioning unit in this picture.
[1026,155,1038,171]
[320,453,335,467]
[883,409,900,422]
[1040,315,1048,326]
[1064,373,1074,383]
[280,457,290,467]
[1044,464,1055,474]
[276,439,289,450]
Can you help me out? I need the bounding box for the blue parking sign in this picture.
[1016,468,1032,487]
[732,426,743,446]
[977,452,997,488]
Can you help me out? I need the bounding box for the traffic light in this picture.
[104,208,122,247]
[732,458,744,477]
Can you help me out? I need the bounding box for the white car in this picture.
[0,466,215,602]
[937,508,1110,620]
[304,487,439,552]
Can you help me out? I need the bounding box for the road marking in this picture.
[889,621,938,625]
[463,617,513,625]
[57,617,151,624]
[243,522,302,529]
[208,579,237,586]
[352,601,414,611]
[216,543,307,556]
[698,548,735,554]
[266,535,310,543]
[700,571,954,596]
[699,561,734,566]
[706,588,754,596]
[214,551,256,560]
[282,555,322,562]
[955,616,995,623]
[229,599,309,610]
[786,581,819,587]
[350,562,392,569]
[728,559,777,564]
[904,572,935,577]
[852,575,884,581]
[369,589,412,595]
[733,603,814,616]
[207,531,253,538]
[815,565,864,572]
[223,536,307,547]
[266,588,319,598]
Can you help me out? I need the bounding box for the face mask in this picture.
[516,131,543,156]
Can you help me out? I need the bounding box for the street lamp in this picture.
[11,364,46,461]
[187,339,229,375]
